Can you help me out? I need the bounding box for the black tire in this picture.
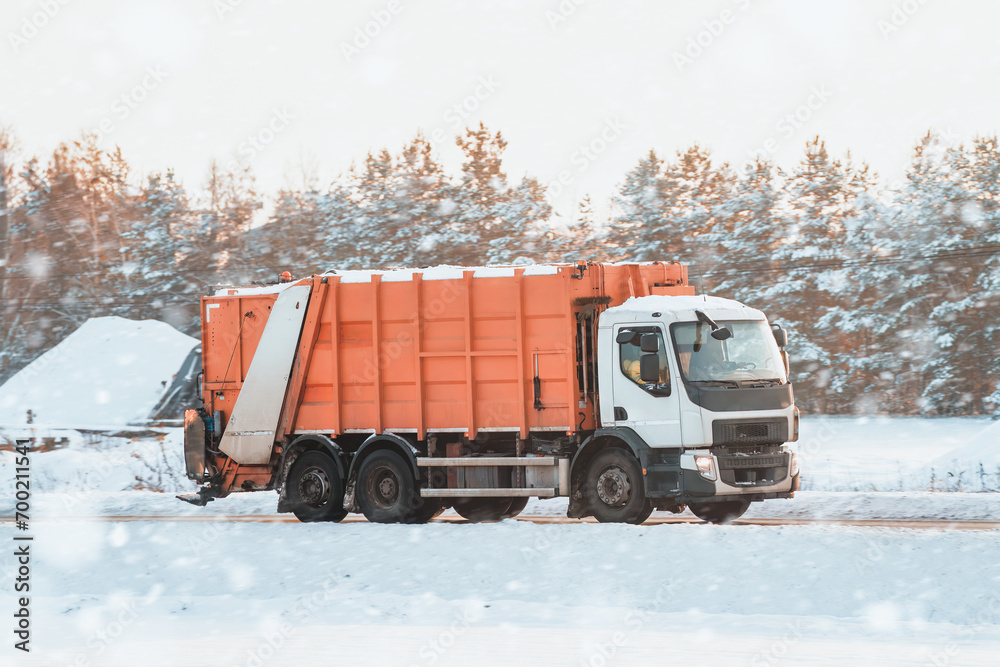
[357,449,435,523]
[412,500,446,523]
[688,499,751,524]
[583,448,653,524]
[634,500,654,525]
[452,497,514,522]
[501,496,529,519]
[286,451,347,523]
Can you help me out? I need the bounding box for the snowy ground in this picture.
[5,519,1000,666]
[3,416,1000,666]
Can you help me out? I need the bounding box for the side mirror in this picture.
[771,325,788,348]
[639,354,660,383]
[640,333,659,353]
[616,330,635,345]
[711,327,732,341]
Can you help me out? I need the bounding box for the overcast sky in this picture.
[1,0,998,217]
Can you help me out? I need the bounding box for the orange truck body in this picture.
[183,260,798,523]
[201,262,692,444]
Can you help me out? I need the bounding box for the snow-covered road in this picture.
[6,518,1000,666]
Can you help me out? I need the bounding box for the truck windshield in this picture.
[671,320,787,383]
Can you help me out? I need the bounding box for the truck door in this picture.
[611,324,682,448]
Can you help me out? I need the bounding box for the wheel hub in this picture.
[597,466,630,507]
[368,466,400,509]
[378,476,397,499]
[299,468,330,506]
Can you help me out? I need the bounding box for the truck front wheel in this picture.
[357,450,438,523]
[688,499,750,524]
[286,451,347,523]
[584,448,653,524]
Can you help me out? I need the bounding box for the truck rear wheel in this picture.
[286,451,347,523]
[688,499,750,524]
[357,449,437,524]
[452,497,515,522]
[501,497,529,519]
[584,448,653,524]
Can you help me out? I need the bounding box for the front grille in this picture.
[714,450,790,487]
[712,418,788,446]
[720,455,786,470]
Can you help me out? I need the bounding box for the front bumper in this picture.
[640,449,799,502]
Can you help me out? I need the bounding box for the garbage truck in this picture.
[180,261,799,524]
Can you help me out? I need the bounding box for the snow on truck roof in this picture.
[214,262,687,296]
[214,264,568,295]
[606,294,764,321]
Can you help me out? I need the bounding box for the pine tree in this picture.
[608,150,665,260]
[703,157,784,301]
[609,145,733,267]
[885,133,986,414]
[551,195,606,262]
[444,123,551,265]
[118,171,196,327]
[763,138,871,413]
[185,160,262,285]
[968,136,1000,415]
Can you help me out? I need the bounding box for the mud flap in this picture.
[183,409,207,481]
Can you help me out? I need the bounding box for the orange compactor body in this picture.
[188,262,692,501]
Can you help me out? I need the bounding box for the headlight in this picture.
[792,407,800,442]
[790,452,799,477]
[695,455,717,481]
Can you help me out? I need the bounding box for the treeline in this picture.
[0,124,998,416]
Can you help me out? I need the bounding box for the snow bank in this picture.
[790,416,1000,492]
[0,428,194,499]
[921,420,1000,492]
[0,317,198,428]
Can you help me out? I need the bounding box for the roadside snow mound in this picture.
[0,316,198,428]
[0,428,195,499]
[922,420,1000,491]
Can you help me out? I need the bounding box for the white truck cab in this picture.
[588,295,800,519]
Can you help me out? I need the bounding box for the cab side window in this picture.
[618,328,671,397]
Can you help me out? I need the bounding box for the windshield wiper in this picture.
[745,378,786,386]
[688,379,740,388]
